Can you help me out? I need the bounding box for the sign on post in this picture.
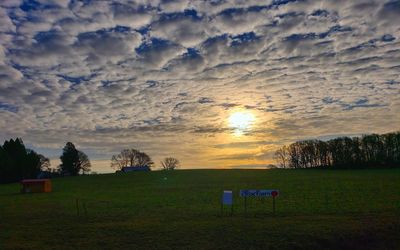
[221,190,233,216]
[240,190,279,197]
[240,189,279,215]
[222,190,233,205]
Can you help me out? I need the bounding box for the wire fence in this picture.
[3,189,398,222]
[68,190,400,219]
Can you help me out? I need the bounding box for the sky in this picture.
[0,0,399,172]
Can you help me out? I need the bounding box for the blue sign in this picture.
[222,190,233,205]
[240,190,279,197]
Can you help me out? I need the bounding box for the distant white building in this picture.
[121,166,151,172]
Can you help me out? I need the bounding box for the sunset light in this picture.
[228,111,255,136]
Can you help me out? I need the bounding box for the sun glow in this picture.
[228,111,255,136]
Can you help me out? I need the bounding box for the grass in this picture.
[0,169,399,249]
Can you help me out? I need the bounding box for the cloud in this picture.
[0,0,399,171]
[0,102,18,113]
[214,140,283,149]
[150,10,213,48]
[136,38,186,68]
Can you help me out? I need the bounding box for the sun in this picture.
[228,111,255,136]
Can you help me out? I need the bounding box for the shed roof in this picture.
[21,179,50,184]
[122,166,150,171]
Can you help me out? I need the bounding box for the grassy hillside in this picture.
[1,169,399,249]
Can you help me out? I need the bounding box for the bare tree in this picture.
[111,149,154,170]
[38,154,51,171]
[274,145,289,168]
[110,149,131,169]
[135,151,153,167]
[78,151,91,175]
[161,157,180,170]
[273,131,400,169]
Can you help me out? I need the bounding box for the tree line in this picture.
[110,148,180,171]
[0,139,90,184]
[0,138,180,184]
[274,132,400,169]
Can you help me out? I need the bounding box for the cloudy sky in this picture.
[0,0,399,172]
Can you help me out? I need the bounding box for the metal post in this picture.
[325,194,328,211]
[273,196,276,216]
[83,200,88,217]
[244,196,247,214]
[76,199,79,216]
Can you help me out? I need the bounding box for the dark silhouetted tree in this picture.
[0,138,43,183]
[38,154,51,171]
[78,151,91,175]
[59,142,91,176]
[274,145,289,168]
[111,149,154,170]
[161,157,180,170]
[274,131,400,169]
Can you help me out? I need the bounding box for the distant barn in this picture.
[121,166,151,172]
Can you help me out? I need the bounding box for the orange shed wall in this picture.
[22,180,52,193]
[24,183,44,193]
[44,180,52,192]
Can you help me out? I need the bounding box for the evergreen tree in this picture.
[59,142,91,176]
[0,138,42,183]
[59,142,80,175]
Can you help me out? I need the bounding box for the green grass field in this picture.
[1,169,399,249]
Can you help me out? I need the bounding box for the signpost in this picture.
[240,189,279,215]
[221,190,233,216]
[239,190,279,197]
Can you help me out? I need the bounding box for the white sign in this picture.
[222,190,233,205]
[240,190,279,197]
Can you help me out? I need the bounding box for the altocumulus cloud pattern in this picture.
[0,0,399,170]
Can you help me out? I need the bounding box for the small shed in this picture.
[21,179,52,193]
[121,166,150,172]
